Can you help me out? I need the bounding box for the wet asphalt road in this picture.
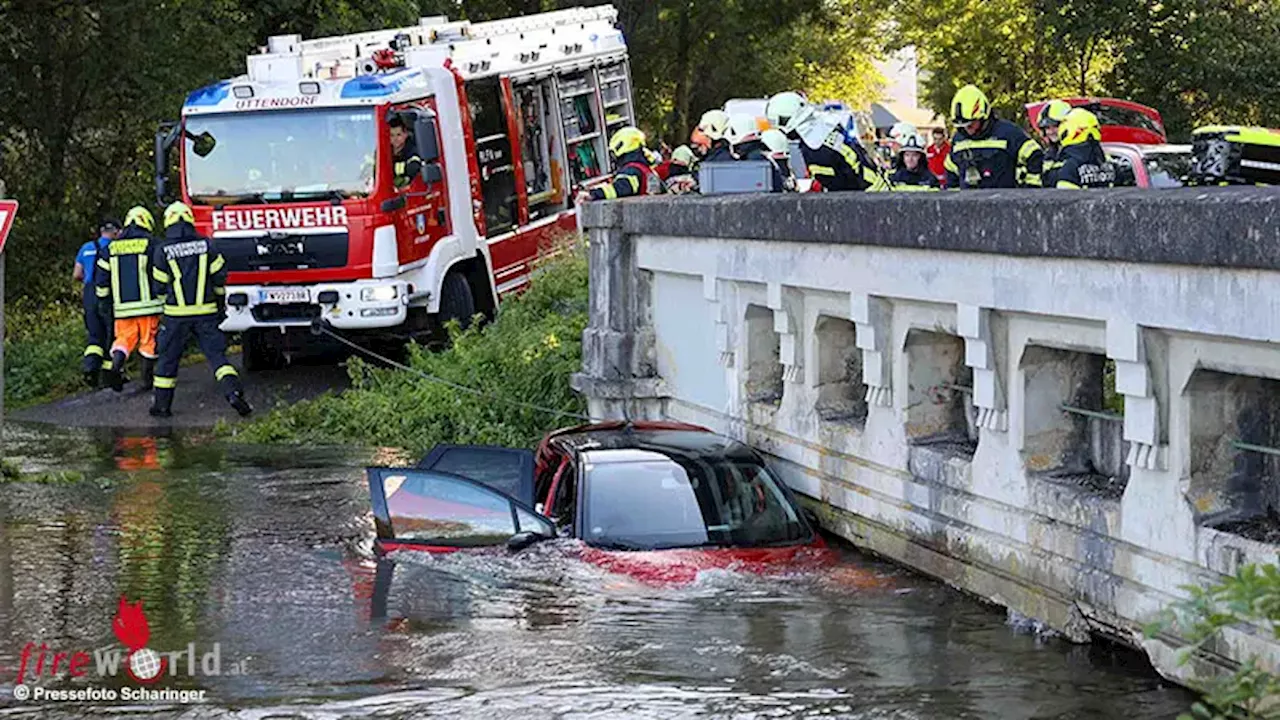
[12,353,350,430]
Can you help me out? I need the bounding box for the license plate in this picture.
[260,287,309,304]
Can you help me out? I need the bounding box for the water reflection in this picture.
[0,423,1193,719]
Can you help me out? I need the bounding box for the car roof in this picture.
[546,423,758,461]
[1103,142,1191,154]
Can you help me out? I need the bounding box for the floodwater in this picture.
[0,423,1195,719]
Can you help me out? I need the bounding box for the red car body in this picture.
[367,422,834,586]
[1025,97,1167,145]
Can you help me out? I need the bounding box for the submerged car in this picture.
[366,421,834,584]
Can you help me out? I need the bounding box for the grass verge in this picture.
[223,248,590,454]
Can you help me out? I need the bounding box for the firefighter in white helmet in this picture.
[765,91,888,191]
[575,127,662,203]
[697,110,734,162]
[888,133,939,191]
[725,113,786,192]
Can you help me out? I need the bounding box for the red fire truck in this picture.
[157,6,635,368]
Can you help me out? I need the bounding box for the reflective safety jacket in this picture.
[944,118,1044,189]
[889,163,940,191]
[799,124,888,192]
[1055,140,1117,189]
[151,223,227,318]
[94,226,161,318]
[589,150,663,200]
[393,143,422,188]
[1041,142,1063,188]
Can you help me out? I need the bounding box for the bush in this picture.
[227,248,590,454]
[5,296,87,408]
[1149,563,1280,719]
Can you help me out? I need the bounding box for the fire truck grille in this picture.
[251,303,322,323]
[221,232,350,272]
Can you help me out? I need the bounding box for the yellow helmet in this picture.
[608,126,646,157]
[1037,100,1072,129]
[124,206,155,232]
[951,84,991,124]
[163,201,195,229]
[1058,108,1101,147]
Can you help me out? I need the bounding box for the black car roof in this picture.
[550,427,761,464]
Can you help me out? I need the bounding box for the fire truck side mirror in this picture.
[414,116,440,163]
[192,132,217,158]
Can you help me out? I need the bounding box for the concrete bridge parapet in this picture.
[571,188,1280,685]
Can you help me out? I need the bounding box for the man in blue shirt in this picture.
[76,218,119,386]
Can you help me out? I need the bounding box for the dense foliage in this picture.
[4,298,87,408]
[891,0,1280,138]
[227,249,589,452]
[1151,563,1280,719]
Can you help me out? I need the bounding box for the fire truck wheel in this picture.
[438,271,476,332]
[243,329,286,372]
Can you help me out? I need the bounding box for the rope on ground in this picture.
[312,323,591,422]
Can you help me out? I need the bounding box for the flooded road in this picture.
[0,423,1194,719]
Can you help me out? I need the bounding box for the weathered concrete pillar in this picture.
[570,202,666,421]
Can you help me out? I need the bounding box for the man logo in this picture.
[257,241,304,256]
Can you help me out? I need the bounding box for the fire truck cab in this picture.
[159,6,635,369]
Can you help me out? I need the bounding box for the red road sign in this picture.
[0,200,16,255]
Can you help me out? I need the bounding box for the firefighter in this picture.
[149,202,252,419]
[889,133,940,190]
[77,218,119,386]
[663,145,699,195]
[1053,108,1118,189]
[1037,100,1073,187]
[97,206,163,392]
[760,129,797,191]
[697,110,734,163]
[765,91,888,191]
[726,114,786,192]
[944,84,1044,189]
[575,127,662,202]
[388,115,422,189]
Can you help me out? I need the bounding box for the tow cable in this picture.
[308,318,590,421]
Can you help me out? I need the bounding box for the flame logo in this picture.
[112,595,166,683]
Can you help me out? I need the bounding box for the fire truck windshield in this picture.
[184,108,376,204]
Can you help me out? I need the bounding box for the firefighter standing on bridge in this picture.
[575,127,663,203]
[149,202,253,419]
[96,206,162,392]
[765,91,888,192]
[944,84,1044,189]
[1052,108,1118,189]
[1035,99,1072,187]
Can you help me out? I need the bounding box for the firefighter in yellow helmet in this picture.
[1053,108,1117,189]
[944,84,1044,189]
[96,206,163,392]
[576,127,662,203]
[149,202,252,418]
[1036,99,1073,187]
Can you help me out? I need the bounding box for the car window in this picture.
[1106,151,1138,187]
[1087,104,1163,137]
[418,445,535,506]
[551,462,577,529]
[582,454,810,551]
[368,467,558,548]
[1144,152,1191,188]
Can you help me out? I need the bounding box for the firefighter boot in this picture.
[83,368,100,388]
[107,351,127,392]
[139,357,156,391]
[227,390,253,418]
[149,387,174,418]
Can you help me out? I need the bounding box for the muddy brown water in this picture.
[0,422,1195,719]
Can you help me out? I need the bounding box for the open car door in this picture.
[367,467,554,553]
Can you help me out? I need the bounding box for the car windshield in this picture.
[184,108,376,204]
[582,452,810,551]
[1144,151,1193,188]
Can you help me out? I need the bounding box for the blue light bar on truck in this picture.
[185,81,231,107]
[339,69,422,99]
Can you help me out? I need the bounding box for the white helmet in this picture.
[726,114,763,147]
[896,133,927,156]
[760,129,790,158]
[697,109,731,142]
[765,91,814,134]
[889,121,918,145]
